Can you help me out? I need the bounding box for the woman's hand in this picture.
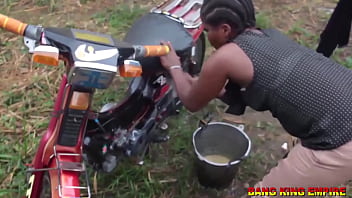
[160,41,182,70]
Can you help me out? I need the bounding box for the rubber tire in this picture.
[40,172,52,198]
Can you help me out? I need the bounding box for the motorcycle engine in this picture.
[83,126,149,172]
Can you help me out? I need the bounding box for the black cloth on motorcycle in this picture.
[124,13,193,75]
[226,28,352,150]
[316,0,352,57]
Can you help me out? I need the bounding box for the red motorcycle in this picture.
[0,0,205,197]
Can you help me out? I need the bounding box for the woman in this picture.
[160,0,352,197]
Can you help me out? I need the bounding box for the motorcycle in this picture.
[0,0,205,197]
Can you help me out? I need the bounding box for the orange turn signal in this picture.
[69,91,90,111]
[32,46,59,66]
[119,60,142,77]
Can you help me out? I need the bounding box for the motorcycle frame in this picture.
[25,0,205,197]
[26,74,91,198]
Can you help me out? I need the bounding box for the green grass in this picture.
[286,20,320,49]
[92,4,147,36]
[0,64,59,196]
[0,0,19,10]
[255,11,272,29]
[345,57,352,69]
[332,49,352,69]
[32,0,56,12]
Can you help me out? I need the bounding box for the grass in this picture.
[92,4,147,36]
[0,65,60,196]
[0,0,352,198]
[255,11,272,29]
[287,20,320,48]
[332,49,352,69]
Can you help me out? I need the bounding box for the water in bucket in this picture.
[192,122,251,189]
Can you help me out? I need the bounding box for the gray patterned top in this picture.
[232,29,352,150]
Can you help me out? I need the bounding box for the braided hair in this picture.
[201,0,256,36]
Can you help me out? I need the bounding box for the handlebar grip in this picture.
[0,14,27,36]
[143,45,170,57]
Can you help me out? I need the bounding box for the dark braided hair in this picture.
[201,0,256,35]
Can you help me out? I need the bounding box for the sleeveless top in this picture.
[223,28,352,150]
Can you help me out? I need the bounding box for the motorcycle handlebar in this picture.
[133,45,170,58]
[0,14,171,60]
[0,14,27,36]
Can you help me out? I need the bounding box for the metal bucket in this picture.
[192,122,251,189]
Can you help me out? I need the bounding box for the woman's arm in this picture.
[185,72,198,85]
[167,60,227,112]
[160,42,252,112]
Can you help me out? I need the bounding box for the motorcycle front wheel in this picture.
[40,172,51,198]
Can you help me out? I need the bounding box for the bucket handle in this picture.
[197,112,213,131]
[237,124,245,131]
[226,155,247,167]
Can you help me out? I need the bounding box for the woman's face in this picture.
[204,23,234,49]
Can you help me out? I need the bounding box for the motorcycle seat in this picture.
[124,13,194,75]
[124,12,193,53]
